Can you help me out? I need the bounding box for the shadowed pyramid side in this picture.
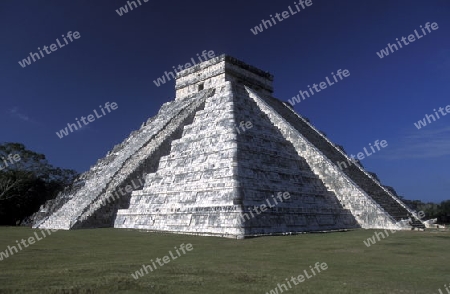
[33,93,210,230]
[72,89,214,229]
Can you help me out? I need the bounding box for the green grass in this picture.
[0,227,449,294]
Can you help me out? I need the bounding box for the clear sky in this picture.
[1,0,449,203]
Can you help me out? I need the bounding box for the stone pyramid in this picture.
[33,54,424,238]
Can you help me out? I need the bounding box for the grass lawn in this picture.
[0,227,449,293]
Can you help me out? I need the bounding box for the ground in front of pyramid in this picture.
[0,227,448,293]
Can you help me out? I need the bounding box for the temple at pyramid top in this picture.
[175,54,274,99]
[32,54,425,238]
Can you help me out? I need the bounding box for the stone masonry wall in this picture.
[72,90,213,228]
[233,83,358,235]
[115,81,246,238]
[256,92,422,226]
[35,94,202,230]
[244,86,402,230]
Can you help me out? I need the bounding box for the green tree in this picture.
[0,143,78,225]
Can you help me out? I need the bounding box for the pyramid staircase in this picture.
[33,89,214,229]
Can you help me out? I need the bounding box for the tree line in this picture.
[0,142,78,225]
[403,198,450,223]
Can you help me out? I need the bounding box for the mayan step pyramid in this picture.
[32,54,425,238]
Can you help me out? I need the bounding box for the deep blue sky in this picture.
[1,1,449,203]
